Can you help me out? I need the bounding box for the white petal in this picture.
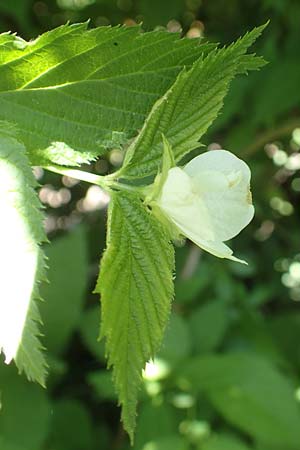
[183,150,254,241]
[180,229,247,264]
[157,167,215,242]
[184,149,251,182]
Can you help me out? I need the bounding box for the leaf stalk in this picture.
[43,165,144,196]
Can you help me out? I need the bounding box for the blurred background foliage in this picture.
[0,0,300,449]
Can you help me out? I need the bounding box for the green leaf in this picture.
[268,313,300,370]
[79,306,106,362]
[134,401,177,449]
[202,434,253,450]
[120,24,267,179]
[254,443,285,450]
[138,435,188,450]
[48,398,94,450]
[0,364,51,450]
[189,300,229,354]
[0,23,213,166]
[0,131,47,385]
[0,0,33,34]
[174,255,211,304]
[180,353,300,448]
[144,135,175,205]
[158,313,191,364]
[95,191,175,442]
[40,226,88,356]
[139,0,184,28]
[251,58,300,126]
[87,370,117,402]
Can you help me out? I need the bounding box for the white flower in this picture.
[156,150,254,264]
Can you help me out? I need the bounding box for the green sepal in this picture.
[144,134,175,204]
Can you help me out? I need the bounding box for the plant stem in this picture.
[43,165,144,195]
[108,181,144,194]
[243,117,300,157]
[44,165,108,187]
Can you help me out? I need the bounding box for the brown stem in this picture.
[243,117,300,157]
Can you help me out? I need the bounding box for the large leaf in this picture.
[158,313,191,363]
[0,130,47,385]
[0,0,33,34]
[40,226,88,356]
[0,23,212,166]
[0,360,50,450]
[95,191,174,441]
[120,24,267,179]
[47,399,94,450]
[202,434,252,450]
[134,401,177,449]
[189,299,229,354]
[180,353,300,449]
[87,370,117,402]
[251,58,300,126]
[79,306,106,362]
[139,0,184,28]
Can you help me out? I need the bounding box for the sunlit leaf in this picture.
[0,23,212,166]
[95,191,174,441]
[120,24,267,179]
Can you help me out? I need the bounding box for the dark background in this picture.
[0,1,300,450]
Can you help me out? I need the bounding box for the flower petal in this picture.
[183,150,254,241]
[157,167,215,242]
[176,225,247,264]
[184,149,251,182]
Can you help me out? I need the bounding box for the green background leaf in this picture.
[40,226,88,356]
[180,353,300,449]
[189,299,229,353]
[0,364,50,450]
[202,434,252,450]
[47,398,94,450]
[78,306,106,362]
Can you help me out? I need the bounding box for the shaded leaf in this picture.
[159,313,191,363]
[134,401,177,449]
[189,300,229,353]
[79,306,106,362]
[0,364,50,450]
[180,353,300,448]
[87,370,118,401]
[40,226,88,356]
[48,399,94,450]
[202,434,252,450]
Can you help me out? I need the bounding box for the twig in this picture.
[243,117,300,157]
